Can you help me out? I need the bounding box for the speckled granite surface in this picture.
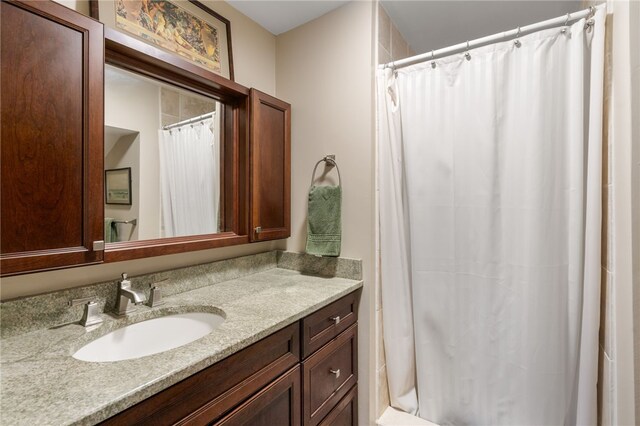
[1,251,277,339]
[0,256,362,425]
[276,251,362,280]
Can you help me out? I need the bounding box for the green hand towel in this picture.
[104,218,118,243]
[306,185,342,257]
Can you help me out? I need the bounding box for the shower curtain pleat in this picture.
[377,72,419,415]
[377,6,605,425]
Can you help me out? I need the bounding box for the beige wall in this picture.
[200,0,276,95]
[633,0,640,418]
[276,2,376,423]
[0,0,280,301]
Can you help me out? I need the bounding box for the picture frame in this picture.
[105,168,132,205]
[90,0,234,80]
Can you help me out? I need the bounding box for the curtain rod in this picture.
[380,5,598,70]
[162,111,215,131]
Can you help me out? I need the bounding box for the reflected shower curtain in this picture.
[378,7,605,425]
[159,116,220,237]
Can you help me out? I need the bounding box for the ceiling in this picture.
[226,1,582,52]
[380,1,582,55]
[226,1,349,35]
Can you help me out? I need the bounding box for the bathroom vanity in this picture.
[103,290,359,426]
[0,252,362,425]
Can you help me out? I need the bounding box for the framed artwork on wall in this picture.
[90,0,234,80]
[105,168,132,205]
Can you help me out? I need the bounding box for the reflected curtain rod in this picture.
[162,111,215,131]
[380,5,598,70]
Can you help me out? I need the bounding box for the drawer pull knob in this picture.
[330,315,341,325]
[329,368,341,379]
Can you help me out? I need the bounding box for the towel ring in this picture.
[310,156,342,188]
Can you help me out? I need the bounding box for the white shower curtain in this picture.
[378,7,605,425]
[159,116,220,237]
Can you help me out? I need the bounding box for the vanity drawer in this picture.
[102,322,299,426]
[301,290,359,358]
[318,385,357,426]
[302,324,357,426]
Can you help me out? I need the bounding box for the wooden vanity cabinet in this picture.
[249,89,291,242]
[0,0,105,275]
[102,290,360,426]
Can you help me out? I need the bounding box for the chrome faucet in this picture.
[114,273,146,316]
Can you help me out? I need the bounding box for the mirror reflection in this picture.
[104,64,224,243]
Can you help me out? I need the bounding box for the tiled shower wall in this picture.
[160,88,216,127]
[375,3,415,419]
[378,4,415,65]
[595,1,640,424]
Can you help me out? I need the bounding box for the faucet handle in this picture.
[148,280,166,307]
[119,272,132,289]
[68,297,94,307]
[68,297,103,327]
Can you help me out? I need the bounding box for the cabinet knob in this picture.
[329,369,341,379]
[329,315,340,325]
[255,226,262,234]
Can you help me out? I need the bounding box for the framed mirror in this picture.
[104,29,249,262]
[105,64,224,241]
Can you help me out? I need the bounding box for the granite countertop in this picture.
[0,267,362,425]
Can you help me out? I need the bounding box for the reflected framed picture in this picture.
[90,0,234,80]
[105,168,132,205]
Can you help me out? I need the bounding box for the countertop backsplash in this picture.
[0,251,362,339]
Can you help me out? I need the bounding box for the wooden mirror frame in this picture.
[103,28,250,262]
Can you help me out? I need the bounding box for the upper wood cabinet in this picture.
[250,89,291,242]
[0,1,291,277]
[0,1,104,275]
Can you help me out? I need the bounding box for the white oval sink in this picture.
[73,312,224,362]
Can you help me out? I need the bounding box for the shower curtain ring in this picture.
[514,26,522,48]
[561,13,570,34]
[464,41,471,61]
[585,6,595,31]
[431,50,436,69]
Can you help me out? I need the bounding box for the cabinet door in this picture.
[0,0,104,275]
[318,385,357,426]
[249,89,291,242]
[214,366,301,426]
